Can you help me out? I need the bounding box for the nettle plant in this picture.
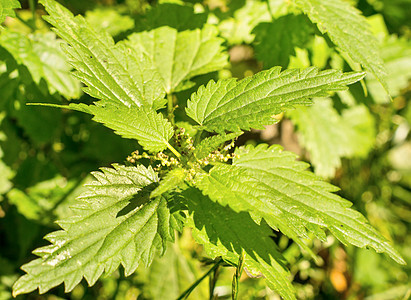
[9,0,405,299]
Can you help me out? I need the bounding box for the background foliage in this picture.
[0,0,410,299]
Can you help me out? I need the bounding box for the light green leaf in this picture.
[12,164,178,296]
[195,144,405,265]
[0,30,81,99]
[85,8,134,37]
[127,25,228,94]
[139,243,206,300]
[0,113,13,199]
[367,36,411,103]
[288,99,375,178]
[0,0,21,25]
[341,104,376,157]
[37,101,174,153]
[151,168,187,198]
[186,67,365,132]
[39,0,165,108]
[194,131,243,160]
[295,0,387,89]
[218,0,272,45]
[0,160,12,196]
[182,187,296,300]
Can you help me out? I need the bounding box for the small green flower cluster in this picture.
[127,150,181,171]
[197,139,237,166]
[173,127,195,156]
[127,128,239,174]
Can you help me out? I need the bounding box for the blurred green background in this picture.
[0,0,410,299]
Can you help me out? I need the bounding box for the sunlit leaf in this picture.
[13,165,178,296]
[196,144,405,265]
[186,67,364,132]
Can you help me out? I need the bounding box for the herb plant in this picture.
[1,0,409,299]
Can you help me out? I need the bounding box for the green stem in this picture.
[265,0,274,21]
[194,129,203,147]
[28,0,37,30]
[167,93,175,125]
[232,251,245,300]
[209,262,221,300]
[166,142,181,158]
[15,14,35,31]
[177,258,222,300]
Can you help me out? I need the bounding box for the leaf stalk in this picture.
[166,142,181,158]
[29,0,37,30]
[177,258,223,300]
[167,93,175,125]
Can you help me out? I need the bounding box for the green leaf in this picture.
[194,131,242,160]
[218,0,272,45]
[7,176,80,224]
[126,25,228,94]
[253,14,314,68]
[151,168,187,199]
[0,0,21,26]
[39,0,165,109]
[182,187,296,300]
[85,8,134,37]
[139,243,206,300]
[340,104,376,157]
[288,99,375,178]
[295,0,387,89]
[0,160,13,197]
[137,2,207,32]
[11,82,63,143]
[367,36,411,103]
[0,30,81,99]
[38,101,174,153]
[0,113,13,199]
[12,164,177,296]
[195,144,405,265]
[186,67,365,132]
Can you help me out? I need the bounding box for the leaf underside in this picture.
[12,165,178,296]
[186,66,365,132]
[195,144,405,265]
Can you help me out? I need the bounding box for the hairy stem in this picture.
[177,258,223,300]
[232,250,245,300]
